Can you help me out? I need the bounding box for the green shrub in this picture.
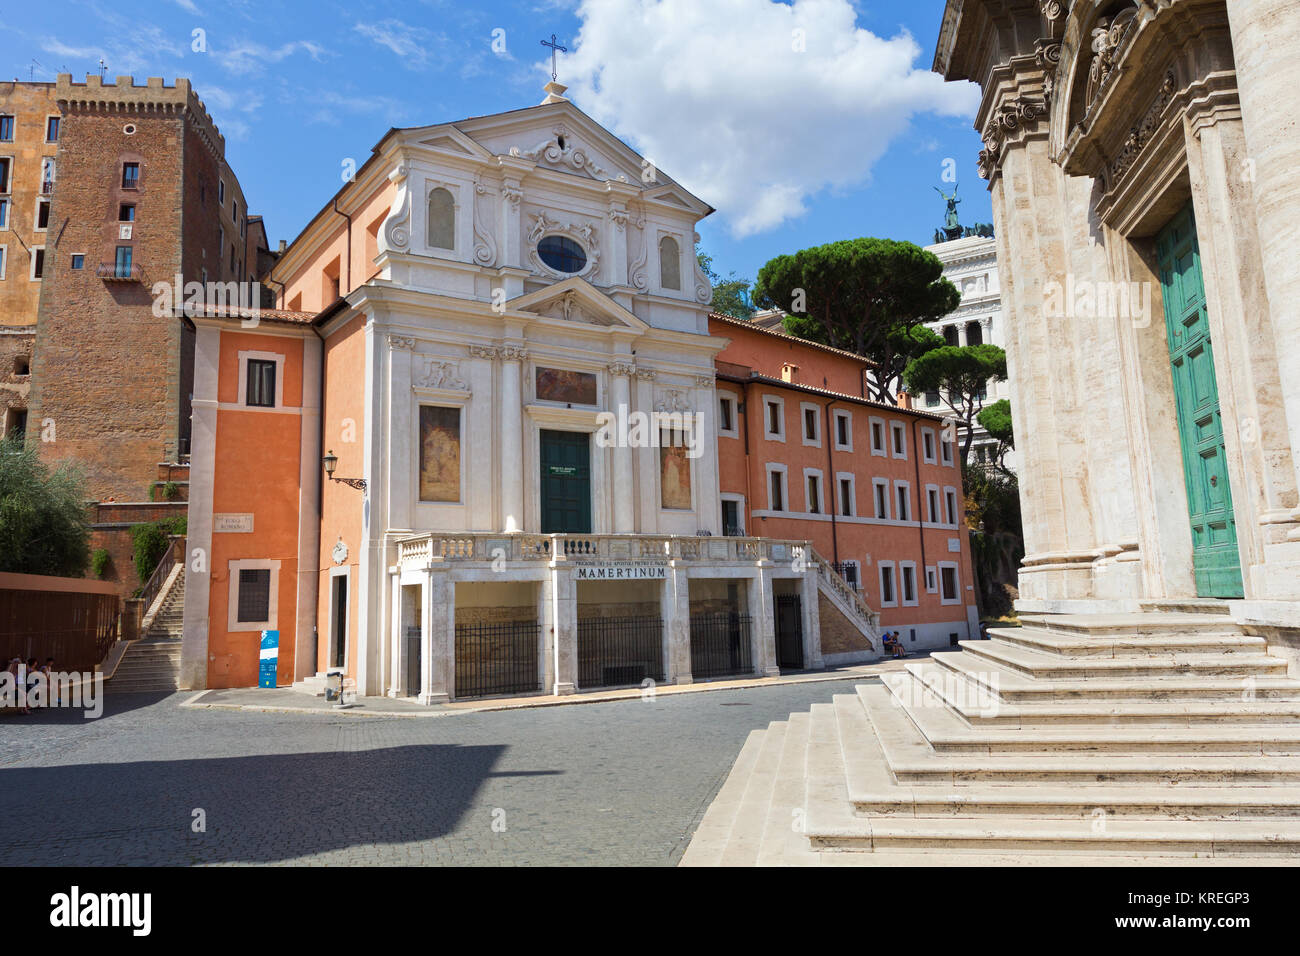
[162,481,180,501]
[91,548,110,579]
[0,437,90,577]
[129,516,187,583]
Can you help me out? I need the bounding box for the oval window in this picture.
[538,235,587,273]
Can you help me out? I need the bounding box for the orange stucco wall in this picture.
[278,181,395,314]
[316,313,367,677]
[712,317,976,631]
[206,328,308,688]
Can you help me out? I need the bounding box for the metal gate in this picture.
[577,615,664,688]
[405,625,421,697]
[775,595,804,670]
[454,621,541,698]
[689,612,753,679]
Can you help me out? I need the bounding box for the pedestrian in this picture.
[979,622,990,640]
[10,657,29,714]
[26,658,40,709]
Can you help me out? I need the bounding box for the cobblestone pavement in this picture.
[0,677,872,866]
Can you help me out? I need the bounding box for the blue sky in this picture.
[2,0,990,285]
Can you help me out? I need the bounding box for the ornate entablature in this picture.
[977,88,1049,181]
[1048,1,1235,196]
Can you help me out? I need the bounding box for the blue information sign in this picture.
[259,630,280,688]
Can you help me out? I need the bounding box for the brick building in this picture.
[0,81,61,440]
[710,313,978,654]
[23,74,267,502]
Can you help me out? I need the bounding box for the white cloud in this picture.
[354,19,444,66]
[215,39,327,75]
[561,0,979,237]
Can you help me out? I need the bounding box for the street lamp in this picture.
[322,450,366,491]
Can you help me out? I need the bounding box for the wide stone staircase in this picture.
[107,572,185,694]
[682,611,1300,865]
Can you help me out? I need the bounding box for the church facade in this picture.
[934,0,1300,649]
[180,83,884,697]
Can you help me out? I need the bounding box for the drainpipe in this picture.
[909,414,928,583]
[333,198,352,295]
[740,378,755,536]
[823,399,841,567]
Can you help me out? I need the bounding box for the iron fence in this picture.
[577,615,664,688]
[454,620,541,698]
[405,625,421,697]
[689,612,753,679]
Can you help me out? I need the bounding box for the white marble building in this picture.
[922,232,1014,471]
[202,81,881,701]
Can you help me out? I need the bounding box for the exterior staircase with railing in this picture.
[107,541,185,694]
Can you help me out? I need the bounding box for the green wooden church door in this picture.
[539,429,592,534]
[1155,202,1244,598]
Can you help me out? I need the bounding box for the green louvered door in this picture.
[1155,202,1244,598]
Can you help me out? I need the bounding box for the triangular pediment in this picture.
[510,277,649,333]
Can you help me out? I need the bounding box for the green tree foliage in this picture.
[903,344,1008,464]
[129,515,188,584]
[964,464,1024,619]
[697,249,756,319]
[0,437,91,577]
[976,398,1015,474]
[752,237,959,403]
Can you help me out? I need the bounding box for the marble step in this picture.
[1016,612,1243,637]
[756,711,818,866]
[881,672,1300,755]
[930,651,1300,702]
[718,720,788,866]
[679,728,765,867]
[905,661,1300,726]
[812,696,1300,859]
[991,626,1265,659]
[861,682,1300,785]
[959,639,1288,680]
[833,693,1300,820]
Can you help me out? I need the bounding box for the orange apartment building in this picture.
[711,313,978,654]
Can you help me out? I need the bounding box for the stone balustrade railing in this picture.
[395,532,815,569]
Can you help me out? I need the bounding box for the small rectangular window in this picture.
[901,565,916,605]
[218,179,226,204]
[941,436,954,465]
[237,568,271,623]
[0,115,13,142]
[941,565,959,603]
[0,197,8,229]
[880,565,895,605]
[770,470,785,512]
[246,358,276,408]
[119,204,135,222]
[0,245,6,280]
[946,490,958,525]
[45,116,60,143]
[0,158,11,192]
[122,163,140,189]
[896,484,910,522]
[718,396,733,432]
[767,401,781,436]
[871,420,885,454]
[874,481,889,519]
[70,254,84,270]
[836,413,849,448]
[928,488,940,523]
[839,479,853,516]
[806,474,821,514]
[891,422,907,458]
[35,200,50,230]
[803,407,817,442]
[114,246,132,277]
[31,247,44,280]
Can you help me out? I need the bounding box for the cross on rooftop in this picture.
[540,33,567,82]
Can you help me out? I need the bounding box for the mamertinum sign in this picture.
[574,562,667,581]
